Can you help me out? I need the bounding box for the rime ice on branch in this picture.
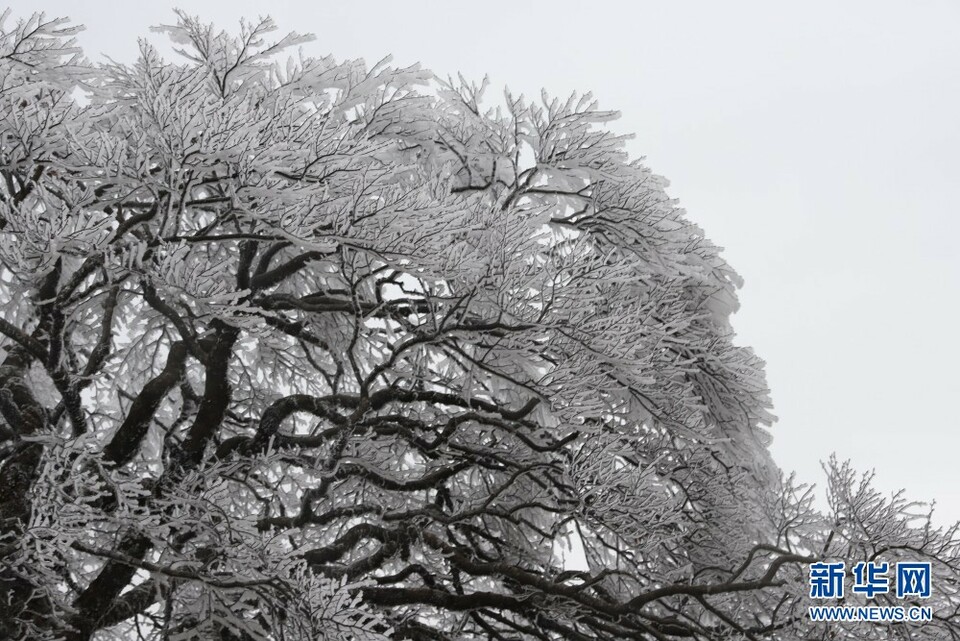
[1,9,959,641]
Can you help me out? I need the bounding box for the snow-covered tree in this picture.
[1,10,958,640]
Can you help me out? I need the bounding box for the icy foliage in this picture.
[1,10,959,640]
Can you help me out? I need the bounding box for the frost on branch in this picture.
[1,10,959,641]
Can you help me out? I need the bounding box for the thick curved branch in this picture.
[175,323,240,470]
[102,341,187,466]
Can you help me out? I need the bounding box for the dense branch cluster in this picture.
[1,10,959,640]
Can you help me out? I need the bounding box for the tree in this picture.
[1,9,958,641]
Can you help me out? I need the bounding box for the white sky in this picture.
[15,1,960,522]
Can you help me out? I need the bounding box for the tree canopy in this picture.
[1,10,959,641]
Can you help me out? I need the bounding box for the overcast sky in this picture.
[15,0,960,522]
